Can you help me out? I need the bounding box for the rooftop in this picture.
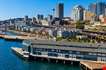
[30,39,106,48]
[23,40,106,53]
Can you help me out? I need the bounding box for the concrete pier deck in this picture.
[11,47,106,70]
[11,47,29,59]
[80,61,106,70]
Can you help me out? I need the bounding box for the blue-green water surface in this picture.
[0,38,81,70]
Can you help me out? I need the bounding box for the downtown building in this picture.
[89,2,106,20]
[55,3,64,19]
[83,10,95,21]
[37,14,44,20]
[72,5,85,21]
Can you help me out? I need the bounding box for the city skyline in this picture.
[0,0,106,20]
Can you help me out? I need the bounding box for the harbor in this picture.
[1,0,106,70]
[11,39,106,70]
[11,47,106,70]
[0,38,79,70]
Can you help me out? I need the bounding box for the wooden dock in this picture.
[80,61,106,70]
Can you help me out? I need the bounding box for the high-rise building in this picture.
[37,14,44,20]
[32,17,36,23]
[72,5,84,21]
[24,16,28,21]
[105,8,106,16]
[56,3,64,19]
[24,15,29,23]
[89,2,106,16]
[88,3,97,15]
[96,2,106,16]
[84,10,95,21]
[47,15,53,21]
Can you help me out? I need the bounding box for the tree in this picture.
[76,21,85,29]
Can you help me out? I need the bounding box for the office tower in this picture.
[24,16,28,21]
[37,14,44,20]
[72,5,84,21]
[56,3,64,19]
[24,15,29,23]
[89,2,106,16]
[105,8,106,16]
[32,17,36,23]
[48,15,53,21]
[96,2,106,16]
[88,3,97,15]
[84,10,95,21]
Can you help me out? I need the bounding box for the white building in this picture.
[72,5,84,21]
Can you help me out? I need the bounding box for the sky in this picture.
[0,0,106,20]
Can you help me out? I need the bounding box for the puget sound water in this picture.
[0,38,81,70]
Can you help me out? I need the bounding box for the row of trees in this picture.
[76,21,86,29]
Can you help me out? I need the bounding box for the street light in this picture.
[52,8,55,17]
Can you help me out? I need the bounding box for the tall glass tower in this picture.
[89,2,106,16]
[55,3,64,19]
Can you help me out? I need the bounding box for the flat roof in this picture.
[31,44,106,53]
[27,40,106,53]
[30,40,106,48]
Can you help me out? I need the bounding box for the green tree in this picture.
[76,21,85,29]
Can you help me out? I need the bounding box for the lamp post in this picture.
[52,8,55,18]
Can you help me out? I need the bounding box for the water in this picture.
[5,32,18,36]
[0,38,81,70]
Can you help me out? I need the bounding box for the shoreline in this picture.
[11,47,106,70]
[0,34,36,40]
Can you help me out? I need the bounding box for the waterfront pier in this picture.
[80,61,106,70]
[11,47,79,65]
[11,39,106,70]
[11,47,106,70]
[11,47,29,59]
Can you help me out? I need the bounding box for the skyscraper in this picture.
[56,3,64,19]
[96,2,106,16]
[37,14,44,20]
[24,16,28,21]
[47,15,53,21]
[24,15,29,23]
[83,10,95,21]
[88,3,97,15]
[89,2,106,16]
[72,5,84,21]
